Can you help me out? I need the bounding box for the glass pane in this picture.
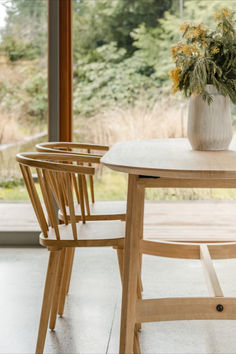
[0,0,47,201]
[73,0,236,201]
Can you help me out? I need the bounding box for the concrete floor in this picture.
[1,247,236,353]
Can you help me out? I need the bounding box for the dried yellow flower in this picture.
[170,67,181,93]
[179,23,188,32]
[170,8,236,102]
[186,23,205,39]
[182,44,192,55]
[211,47,220,54]
[170,42,183,57]
[182,44,200,55]
[215,8,232,21]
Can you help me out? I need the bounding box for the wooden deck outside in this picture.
[2,202,236,352]
[1,201,236,243]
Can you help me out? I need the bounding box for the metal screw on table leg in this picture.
[216,304,224,312]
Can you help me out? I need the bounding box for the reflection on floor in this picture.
[1,247,236,353]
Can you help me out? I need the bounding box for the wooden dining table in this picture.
[101,138,236,354]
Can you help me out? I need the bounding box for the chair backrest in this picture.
[35,142,110,220]
[35,142,109,157]
[16,152,99,240]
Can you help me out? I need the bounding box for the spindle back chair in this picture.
[16,152,125,354]
[36,143,127,318]
[35,142,126,223]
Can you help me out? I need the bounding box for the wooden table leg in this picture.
[137,186,145,332]
[119,175,144,354]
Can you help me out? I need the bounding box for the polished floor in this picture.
[1,247,236,353]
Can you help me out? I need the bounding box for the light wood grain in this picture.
[16,152,96,175]
[133,330,141,354]
[58,248,73,316]
[101,141,236,354]
[138,177,236,188]
[119,175,144,354]
[143,202,236,242]
[59,201,126,222]
[141,239,200,259]
[141,239,236,260]
[43,169,60,240]
[36,250,61,354]
[200,244,223,297]
[17,152,126,354]
[78,174,86,223]
[37,143,126,223]
[40,220,125,248]
[36,141,109,153]
[65,173,77,240]
[82,175,91,216]
[66,248,75,294]
[136,297,236,323]
[101,139,236,179]
[20,165,48,237]
[49,248,66,330]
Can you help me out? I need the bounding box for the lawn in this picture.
[1,168,236,202]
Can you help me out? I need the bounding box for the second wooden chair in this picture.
[35,142,128,319]
[16,152,126,353]
[35,142,126,223]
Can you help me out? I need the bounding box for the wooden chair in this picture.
[35,142,128,317]
[35,142,126,223]
[16,152,125,354]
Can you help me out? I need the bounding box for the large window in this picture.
[0,0,47,201]
[72,0,236,201]
[0,0,236,202]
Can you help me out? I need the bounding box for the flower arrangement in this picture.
[170,8,236,104]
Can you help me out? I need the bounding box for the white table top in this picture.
[101,139,236,179]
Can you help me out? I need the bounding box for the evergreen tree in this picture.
[73,0,173,58]
[0,0,47,61]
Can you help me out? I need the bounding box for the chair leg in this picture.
[58,248,74,316]
[139,253,143,292]
[133,325,141,354]
[35,249,61,354]
[116,248,124,284]
[66,247,75,294]
[136,254,143,332]
[49,248,66,330]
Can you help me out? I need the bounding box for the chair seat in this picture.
[40,220,125,248]
[59,200,126,221]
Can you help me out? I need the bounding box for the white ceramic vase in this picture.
[187,85,232,151]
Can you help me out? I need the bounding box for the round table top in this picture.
[101,138,236,179]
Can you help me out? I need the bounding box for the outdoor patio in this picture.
[1,200,236,244]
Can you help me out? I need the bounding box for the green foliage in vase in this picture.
[170,8,236,104]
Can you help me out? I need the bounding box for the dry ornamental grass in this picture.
[0,114,23,144]
[79,98,187,146]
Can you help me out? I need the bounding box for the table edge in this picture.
[102,161,236,179]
